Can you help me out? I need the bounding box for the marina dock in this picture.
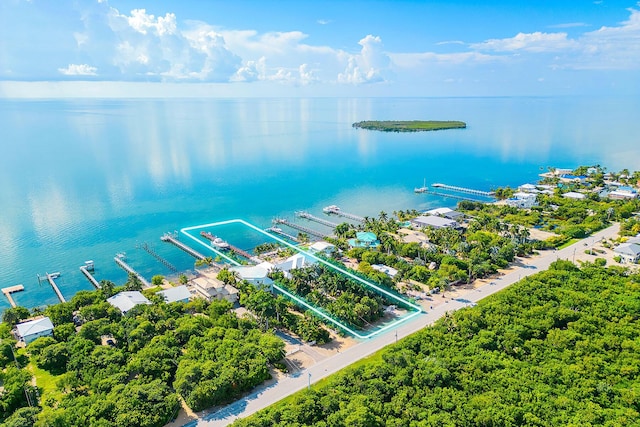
[266,227,300,242]
[200,231,262,263]
[296,211,338,229]
[431,183,495,197]
[140,242,177,272]
[161,232,207,261]
[79,263,101,290]
[1,285,24,308]
[114,254,152,288]
[322,205,365,223]
[272,218,326,239]
[416,189,490,202]
[45,272,66,303]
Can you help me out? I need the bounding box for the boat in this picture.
[323,205,340,214]
[200,231,230,250]
[211,237,230,250]
[414,178,428,193]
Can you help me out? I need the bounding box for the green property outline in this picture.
[181,219,424,339]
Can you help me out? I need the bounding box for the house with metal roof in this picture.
[157,285,191,304]
[107,291,152,314]
[410,215,458,230]
[424,207,463,220]
[614,243,640,264]
[16,316,54,345]
[348,231,381,248]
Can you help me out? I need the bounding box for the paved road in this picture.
[193,223,620,427]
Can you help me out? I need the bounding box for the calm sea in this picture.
[1,96,638,311]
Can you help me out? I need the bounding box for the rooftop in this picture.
[16,316,54,338]
[107,291,152,313]
[157,285,191,304]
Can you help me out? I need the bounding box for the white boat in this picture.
[414,178,428,193]
[323,205,340,214]
[211,237,230,250]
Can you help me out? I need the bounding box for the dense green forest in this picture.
[234,261,640,426]
[352,120,466,132]
[0,280,284,427]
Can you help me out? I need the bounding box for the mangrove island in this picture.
[352,120,466,132]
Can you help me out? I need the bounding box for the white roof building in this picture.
[16,317,54,344]
[614,243,640,264]
[231,262,274,287]
[505,192,538,209]
[424,207,463,220]
[371,264,398,278]
[411,215,458,229]
[157,285,191,304]
[192,276,239,303]
[308,241,336,255]
[518,183,539,193]
[107,291,152,314]
[562,191,586,200]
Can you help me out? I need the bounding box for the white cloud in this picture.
[548,22,589,29]
[126,9,177,36]
[58,63,98,75]
[471,32,578,52]
[338,35,391,84]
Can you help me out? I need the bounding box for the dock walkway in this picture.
[114,254,152,289]
[272,218,326,239]
[1,285,24,308]
[161,233,207,261]
[322,205,365,223]
[45,273,66,303]
[79,266,102,289]
[432,183,495,197]
[296,211,338,229]
[266,227,299,242]
[416,189,489,202]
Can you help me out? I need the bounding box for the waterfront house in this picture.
[107,291,152,314]
[157,285,191,304]
[192,276,239,303]
[562,191,586,200]
[608,186,638,200]
[505,192,538,209]
[16,317,54,345]
[614,243,640,263]
[410,215,458,230]
[424,207,463,220]
[309,241,337,256]
[231,262,274,288]
[371,264,399,278]
[518,183,539,193]
[348,231,381,248]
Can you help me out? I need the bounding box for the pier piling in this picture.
[1,285,24,308]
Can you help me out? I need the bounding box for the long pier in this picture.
[417,189,489,202]
[272,218,326,239]
[1,285,24,308]
[79,266,101,289]
[139,242,178,272]
[296,211,338,229]
[114,254,152,288]
[45,272,66,303]
[228,243,263,264]
[322,205,365,223]
[266,227,300,243]
[432,183,495,197]
[161,233,207,261]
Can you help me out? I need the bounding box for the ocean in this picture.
[1,96,638,311]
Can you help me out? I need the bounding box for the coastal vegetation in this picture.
[233,261,640,426]
[352,120,466,132]
[0,283,285,426]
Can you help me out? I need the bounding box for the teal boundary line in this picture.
[181,219,423,339]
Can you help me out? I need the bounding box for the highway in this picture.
[193,223,620,426]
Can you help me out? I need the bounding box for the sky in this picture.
[1,0,639,97]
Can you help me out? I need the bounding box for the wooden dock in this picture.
[139,242,177,272]
[266,227,300,242]
[432,183,495,197]
[45,272,66,303]
[79,266,101,289]
[416,189,489,202]
[322,205,365,222]
[272,218,326,239]
[1,285,24,308]
[114,254,152,288]
[296,211,338,229]
[161,233,207,261]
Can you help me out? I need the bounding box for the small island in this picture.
[352,120,466,132]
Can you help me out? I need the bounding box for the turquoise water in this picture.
[1,96,639,311]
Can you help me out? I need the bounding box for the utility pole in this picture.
[308,372,311,390]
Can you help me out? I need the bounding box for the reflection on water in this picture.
[0,96,639,309]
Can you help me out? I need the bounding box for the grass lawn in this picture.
[558,238,580,250]
[28,362,64,405]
